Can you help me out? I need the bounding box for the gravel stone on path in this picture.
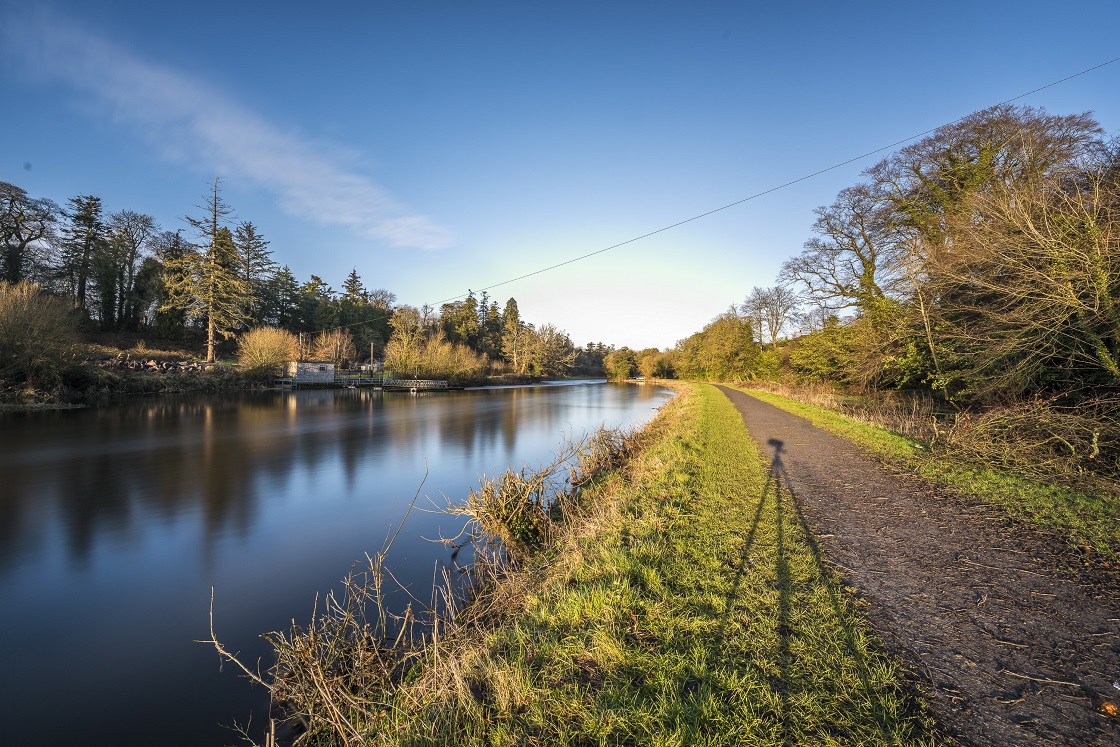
[716,385,1120,747]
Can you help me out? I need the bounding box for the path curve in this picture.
[716,385,1120,746]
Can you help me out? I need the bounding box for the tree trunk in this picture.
[76,236,92,309]
[4,242,27,283]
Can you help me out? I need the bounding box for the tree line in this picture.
[667,104,1120,408]
[1,177,613,386]
[11,103,1113,400]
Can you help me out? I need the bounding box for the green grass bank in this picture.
[361,383,942,746]
[739,387,1120,561]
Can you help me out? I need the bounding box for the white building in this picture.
[286,360,335,384]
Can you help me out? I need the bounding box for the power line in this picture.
[325,54,1120,334]
[426,54,1120,307]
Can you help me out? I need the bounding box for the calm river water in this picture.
[0,380,672,746]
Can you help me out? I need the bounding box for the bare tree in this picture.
[763,284,798,349]
[933,156,1120,395]
[795,305,836,336]
[385,305,427,374]
[530,323,576,377]
[0,182,57,284]
[741,284,799,349]
[867,105,1111,397]
[501,322,536,377]
[741,286,768,346]
[779,183,898,312]
[107,210,158,329]
[870,104,1103,248]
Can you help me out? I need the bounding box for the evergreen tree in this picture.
[60,194,107,314]
[479,300,503,357]
[574,341,612,376]
[342,268,367,302]
[129,256,164,331]
[91,226,125,329]
[233,221,275,327]
[501,297,520,332]
[262,265,301,328]
[299,275,338,332]
[440,292,480,347]
[162,179,250,361]
[152,230,190,338]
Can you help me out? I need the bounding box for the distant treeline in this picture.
[0,178,613,387]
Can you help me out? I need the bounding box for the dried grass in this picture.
[743,380,939,441]
[743,380,1120,490]
[930,394,1120,485]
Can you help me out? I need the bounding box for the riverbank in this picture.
[0,362,267,410]
[269,382,941,745]
[0,360,608,411]
[3,382,671,746]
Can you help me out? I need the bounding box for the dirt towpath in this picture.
[716,385,1120,746]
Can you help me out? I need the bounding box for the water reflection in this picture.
[1,386,650,569]
[0,381,671,746]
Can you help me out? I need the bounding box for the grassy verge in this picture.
[739,387,1120,560]
[368,383,941,745]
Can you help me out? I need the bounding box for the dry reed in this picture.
[203,419,646,745]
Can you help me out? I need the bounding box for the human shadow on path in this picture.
[761,436,898,741]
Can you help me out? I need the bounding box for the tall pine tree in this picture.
[162,179,250,361]
[60,194,107,314]
[234,220,275,327]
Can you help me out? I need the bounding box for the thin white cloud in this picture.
[4,7,455,250]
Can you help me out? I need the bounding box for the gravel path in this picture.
[716,385,1120,746]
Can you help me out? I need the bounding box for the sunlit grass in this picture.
[376,384,942,745]
[740,387,1120,560]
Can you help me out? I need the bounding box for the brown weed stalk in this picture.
[204,423,643,745]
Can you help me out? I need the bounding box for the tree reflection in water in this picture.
[0,381,672,747]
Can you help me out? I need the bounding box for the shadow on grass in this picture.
[764,436,898,740]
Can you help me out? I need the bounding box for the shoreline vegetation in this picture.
[213,382,943,746]
[0,332,603,411]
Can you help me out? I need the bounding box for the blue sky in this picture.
[3,0,1119,349]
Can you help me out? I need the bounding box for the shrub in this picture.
[311,328,357,365]
[237,327,298,377]
[933,395,1120,483]
[0,280,78,388]
[383,331,490,385]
